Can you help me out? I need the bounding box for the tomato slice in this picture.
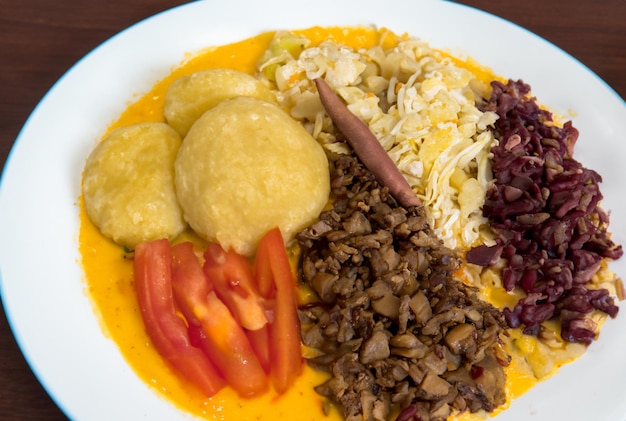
[246,317,272,373]
[254,239,276,299]
[255,227,303,393]
[134,239,224,397]
[171,242,213,323]
[203,243,268,331]
[171,242,269,397]
[196,291,269,397]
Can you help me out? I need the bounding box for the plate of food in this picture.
[1,0,624,420]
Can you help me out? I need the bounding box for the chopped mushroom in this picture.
[445,324,478,355]
[297,154,509,420]
[419,371,452,400]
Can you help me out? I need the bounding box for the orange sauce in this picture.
[78,25,565,420]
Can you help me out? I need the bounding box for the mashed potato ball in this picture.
[164,69,276,137]
[83,122,185,248]
[175,96,330,256]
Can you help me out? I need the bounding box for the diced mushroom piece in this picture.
[303,219,334,239]
[391,347,429,360]
[380,243,400,270]
[368,281,401,319]
[418,371,452,400]
[359,387,391,421]
[409,291,432,324]
[371,294,401,320]
[444,323,478,355]
[464,308,483,323]
[430,402,452,420]
[360,329,391,364]
[302,324,326,349]
[452,392,468,412]
[337,311,356,343]
[360,390,377,421]
[354,229,392,249]
[329,242,359,264]
[389,360,410,382]
[372,398,389,421]
[390,332,421,348]
[311,272,338,302]
[442,344,463,371]
[342,210,372,235]
[473,355,507,411]
[397,295,411,333]
[399,274,420,297]
[383,207,408,229]
[390,332,429,359]
[333,270,358,297]
[408,364,426,385]
[422,308,466,336]
[419,349,448,376]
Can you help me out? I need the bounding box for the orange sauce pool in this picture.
[78,25,569,420]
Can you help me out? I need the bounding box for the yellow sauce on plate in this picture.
[78,25,584,420]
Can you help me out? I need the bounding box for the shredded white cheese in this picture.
[260,33,499,251]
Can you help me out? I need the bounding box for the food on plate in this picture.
[465,79,623,344]
[164,68,276,137]
[82,122,184,248]
[297,154,509,420]
[175,96,330,256]
[78,25,622,421]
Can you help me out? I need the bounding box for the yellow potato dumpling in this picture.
[175,96,330,256]
[82,122,185,248]
[164,68,276,137]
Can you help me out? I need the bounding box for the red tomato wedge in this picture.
[171,242,269,398]
[170,242,213,323]
[203,243,268,331]
[255,227,303,393]
[133,239,224,397]
[246,322,272,373]
[254,239,276,299]
[196,291,269,397]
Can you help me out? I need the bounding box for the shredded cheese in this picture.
[263,34,499,251]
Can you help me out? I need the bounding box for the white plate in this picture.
[1,1,625,420]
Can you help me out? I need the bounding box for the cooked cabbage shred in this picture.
[259,31,499,251]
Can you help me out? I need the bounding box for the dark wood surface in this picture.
[0,0,624,419]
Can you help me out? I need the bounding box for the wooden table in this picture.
[1,0,624,419]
